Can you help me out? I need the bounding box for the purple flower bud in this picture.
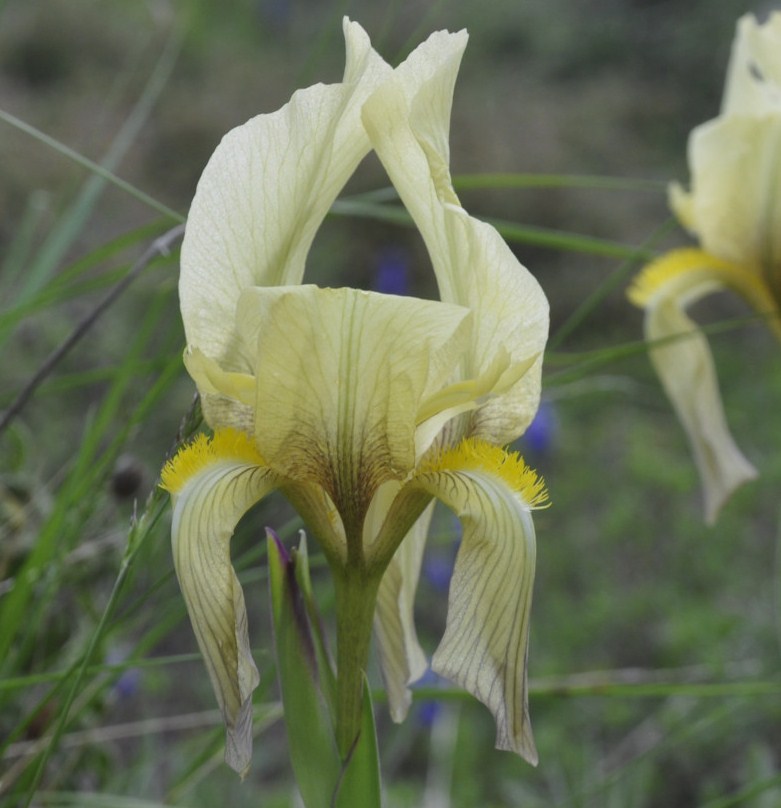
[266,526,290,564]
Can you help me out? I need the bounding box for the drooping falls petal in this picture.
[179,19,392,367]
[368,484,434,722]
[404,439,547,764]
[628,247,779,320]
[161,429,281,776]
[629,250,761,523]
[362,75,548,445]
[235,284,472,532]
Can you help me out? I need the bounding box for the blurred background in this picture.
[2,1,781,806]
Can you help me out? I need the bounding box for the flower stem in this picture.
[332,565,381,759]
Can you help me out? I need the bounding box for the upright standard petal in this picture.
[721,12,781,117]
[179,19,392,366]
[678,116,781,283]
[161,429,280,775]
[235,284,471,531]
[404,439,547,764]
[629,251,760,523]
[363,66,548,445]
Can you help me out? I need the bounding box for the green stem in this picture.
[332,566,381,759]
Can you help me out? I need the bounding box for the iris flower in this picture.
[629,12,781,523]
[161,19,549,775]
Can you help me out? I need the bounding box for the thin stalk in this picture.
[21,493,167,805]
[452,172,666,193]
[332,566,381,759]
[0,109,184,224]
[0,224,183,437]
[548,217,678,350]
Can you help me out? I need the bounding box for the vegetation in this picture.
[1,1,780,805]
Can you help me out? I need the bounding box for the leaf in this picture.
[334,674,382,808]
[267,529,340,808]
[292,532,337,722]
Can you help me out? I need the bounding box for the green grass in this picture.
[2,1,780,806]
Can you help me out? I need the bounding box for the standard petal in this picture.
[408,439,546,764]
[363,72,548,445]
[179,19,392,366]
[437,216,547,447]
[394,28,469,204]
[371,497,434,722]
[235,285,471,530]
[721,12,781,117]
[162,430,280,775]
[668,181,696,235]
[681,115,781,281]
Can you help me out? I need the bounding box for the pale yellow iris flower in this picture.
[629,12,781,523]
[161,19,549,775]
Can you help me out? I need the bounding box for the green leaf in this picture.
[292,533,337,722]
[268,530,383,807]
[335,674,382,808]
[267,529,341,808]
